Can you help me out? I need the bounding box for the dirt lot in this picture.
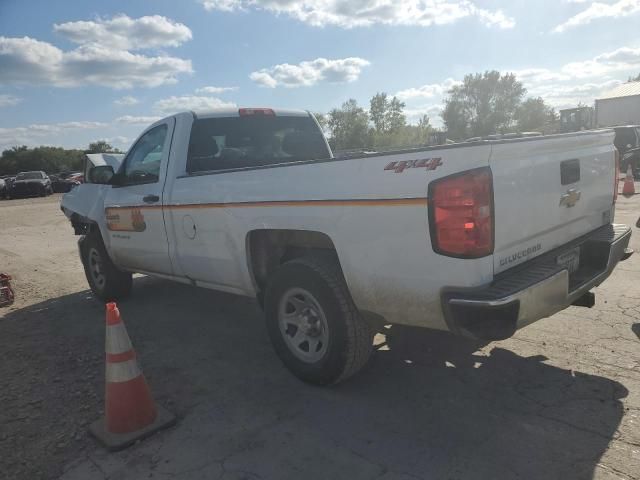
[1,192,639,480]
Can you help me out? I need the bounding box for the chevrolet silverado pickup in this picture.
[61,108,632,385]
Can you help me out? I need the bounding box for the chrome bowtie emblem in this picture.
[559,188,581,208]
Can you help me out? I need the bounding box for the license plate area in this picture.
[557,247,580,274]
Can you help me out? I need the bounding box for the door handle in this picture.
[143,194,160,204]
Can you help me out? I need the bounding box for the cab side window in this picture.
[122,125,168,185]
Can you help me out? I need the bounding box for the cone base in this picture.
[89,404,175,451]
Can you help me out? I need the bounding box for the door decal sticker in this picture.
[106,208,147,232]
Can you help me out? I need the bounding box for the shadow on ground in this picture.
[0,277,630,480]
[632,323,640,341]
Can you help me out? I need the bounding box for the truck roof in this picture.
[192,108,310,119]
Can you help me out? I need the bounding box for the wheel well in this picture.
[247,230,338,296]
[70,213,98,236]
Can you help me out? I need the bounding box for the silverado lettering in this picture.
[499,244,543,267]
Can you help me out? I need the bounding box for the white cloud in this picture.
[395,45,640,127]
[554,0,640,32]
[195,85,238,94]
[0,36,193,88]
[115,115,162,125]
[199,0,515,29]
[250,57,370,88]
[527,80,623,109]
[153,95,236,113]
[404,105,444,126]
[114,95,139,106]
[97,136,131,150]
[512,47,640,108]
[0,94,21,107]
[54,15,192,50]
[0,121,106,150]
[561,46,640,78]
[396,78,462,101]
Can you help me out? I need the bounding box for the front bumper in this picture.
[442,224,632,341]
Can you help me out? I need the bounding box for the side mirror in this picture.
[89,165,115,184]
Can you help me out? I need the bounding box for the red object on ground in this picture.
[622,165,636,196]
[0,273,14,307]
[89,302,174,450]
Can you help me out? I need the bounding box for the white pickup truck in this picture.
[61,108,632,384]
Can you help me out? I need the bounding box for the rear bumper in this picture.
[442,224,632,341]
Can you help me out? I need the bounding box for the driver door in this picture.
[104,119,175,274]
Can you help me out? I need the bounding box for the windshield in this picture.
[15,172,43,180]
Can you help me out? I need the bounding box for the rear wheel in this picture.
[264,254,374,385]
[80,231,132,301]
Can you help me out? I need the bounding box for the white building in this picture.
[595,81,640,127]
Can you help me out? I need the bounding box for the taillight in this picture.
[239,108,275,116]
[613,148,620,204]
[429,167,494,258]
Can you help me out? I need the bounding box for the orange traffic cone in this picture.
[90,302,175,451]
[622,165,636,196]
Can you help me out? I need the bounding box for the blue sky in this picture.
[1,0,639,151]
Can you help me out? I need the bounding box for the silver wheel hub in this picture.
[278,288,329,363]
[88,247,106,290]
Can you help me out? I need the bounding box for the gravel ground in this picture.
[1,191,639,480]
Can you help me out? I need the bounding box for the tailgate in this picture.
[490,130,616,274]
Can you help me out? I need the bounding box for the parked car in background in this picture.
[0,177,6,199]
[8,171,53,198]
[614,125,640,178]
[66,172,84,183]
[50,174,81,193]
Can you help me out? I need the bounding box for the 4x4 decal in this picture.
[384,158,443,173]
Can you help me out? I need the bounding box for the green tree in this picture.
[628,73,640,82]
[367,93,409,148]
[369,92,406,135]
[386,97,406,133]
[327,99,369,151]
[369,93,389,133]
[515,97,559,133]
[0,146,85,175]
[441,70,526,140]
[86,140,117,153]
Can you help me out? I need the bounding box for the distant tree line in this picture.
[0,141,121,176]
[0,71,580,172]
[316,93,435,152]
[320,70,560,151]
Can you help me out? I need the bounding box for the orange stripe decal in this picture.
[106,197,428,213]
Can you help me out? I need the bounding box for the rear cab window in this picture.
[186,113,331,173]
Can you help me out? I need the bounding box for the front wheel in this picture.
[264,254,374,385]
[80,232,132,301]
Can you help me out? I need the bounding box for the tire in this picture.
[80,231,132,302]
[264,254,374,385]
